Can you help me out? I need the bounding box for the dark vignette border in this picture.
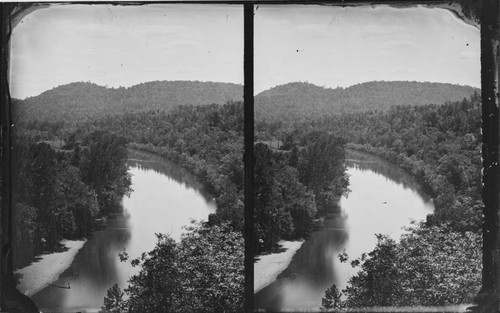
[244,3,255,313]
[0,1,498,313]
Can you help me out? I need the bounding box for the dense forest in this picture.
[255,81,478,123]
[77,102,246,312]
[254,132,349,253]
[83,101,350,254]
[11,79,483,310]
[12,130,132,268]
[85,101,348,312]
[320,91,483,233]
[13,80,476,129]
[316,93,483,308]
[102,222,244,313]
[12,100,248,312]
[14,81,243,125]
[87,102,245,230]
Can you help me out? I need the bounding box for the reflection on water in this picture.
[255,150,434,311]
[127,149,215,201]
[345,149,432,201]
[255,214,348,311]
[32,149,215,312]
[32,211,133,312]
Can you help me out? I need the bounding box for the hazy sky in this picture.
[255,5,480,93]
[9,4,479,99]
[9,4,244,99]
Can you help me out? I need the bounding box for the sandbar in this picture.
[15,239,86,296]
[254,240,304,293]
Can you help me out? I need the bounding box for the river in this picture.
[255,149,435,311]
[30,149,216,312]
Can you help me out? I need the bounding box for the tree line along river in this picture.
[29,149,216,312]
[25,148,433,312]
[255,149,435,311]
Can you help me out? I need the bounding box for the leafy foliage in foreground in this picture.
[100,283,126,313]
[318,93,483,308]
[321,284,343,311]
[337,222,481,307]
[114,222,244,313]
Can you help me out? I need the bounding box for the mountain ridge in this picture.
[254,81,479,121]
[13,80,479,125]
[14,80,244,124]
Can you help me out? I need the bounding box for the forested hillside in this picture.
[12,102,246,312]
[319,92,483,233]
[257,91,483,235]
[13,81,243,125]
[11,78,483,310]
[316,93,483,308]
[255,81,478,122]
[86,103,249,312]
[13,80,477,129]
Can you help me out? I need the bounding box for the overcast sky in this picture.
[9,4,244,99]
[255,5,480,93]
[9,4,479,99]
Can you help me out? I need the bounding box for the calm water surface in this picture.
[255,150,435,311]
[32,149,215,312]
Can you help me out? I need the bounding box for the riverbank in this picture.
[15,239,86,296]
[346,144,433,195]
[254,240,304,293]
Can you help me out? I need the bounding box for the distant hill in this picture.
[13,80,479,126]
[13,81,243,124]
[255,81,479,122]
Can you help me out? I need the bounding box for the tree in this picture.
[28,142,60,249]
[176,222,244,313]
[11,133,131,267]
[254,143,292,252]
[321,284,343,311]
[13,203,38,266]
[126,234,181,313]
[343,234,401,307]
[124,222,244,313]
[100,283,126,313]
[298,132,348,213]
[342,223,481,307]
[57,165,99,237]
[275,165,316,238]
[79,131,132,211]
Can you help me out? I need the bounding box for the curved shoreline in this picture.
[254,240,304,293]
[15,239,86,297]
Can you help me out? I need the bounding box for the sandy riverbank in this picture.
[254,240,304,293]
[14,239,86,297]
